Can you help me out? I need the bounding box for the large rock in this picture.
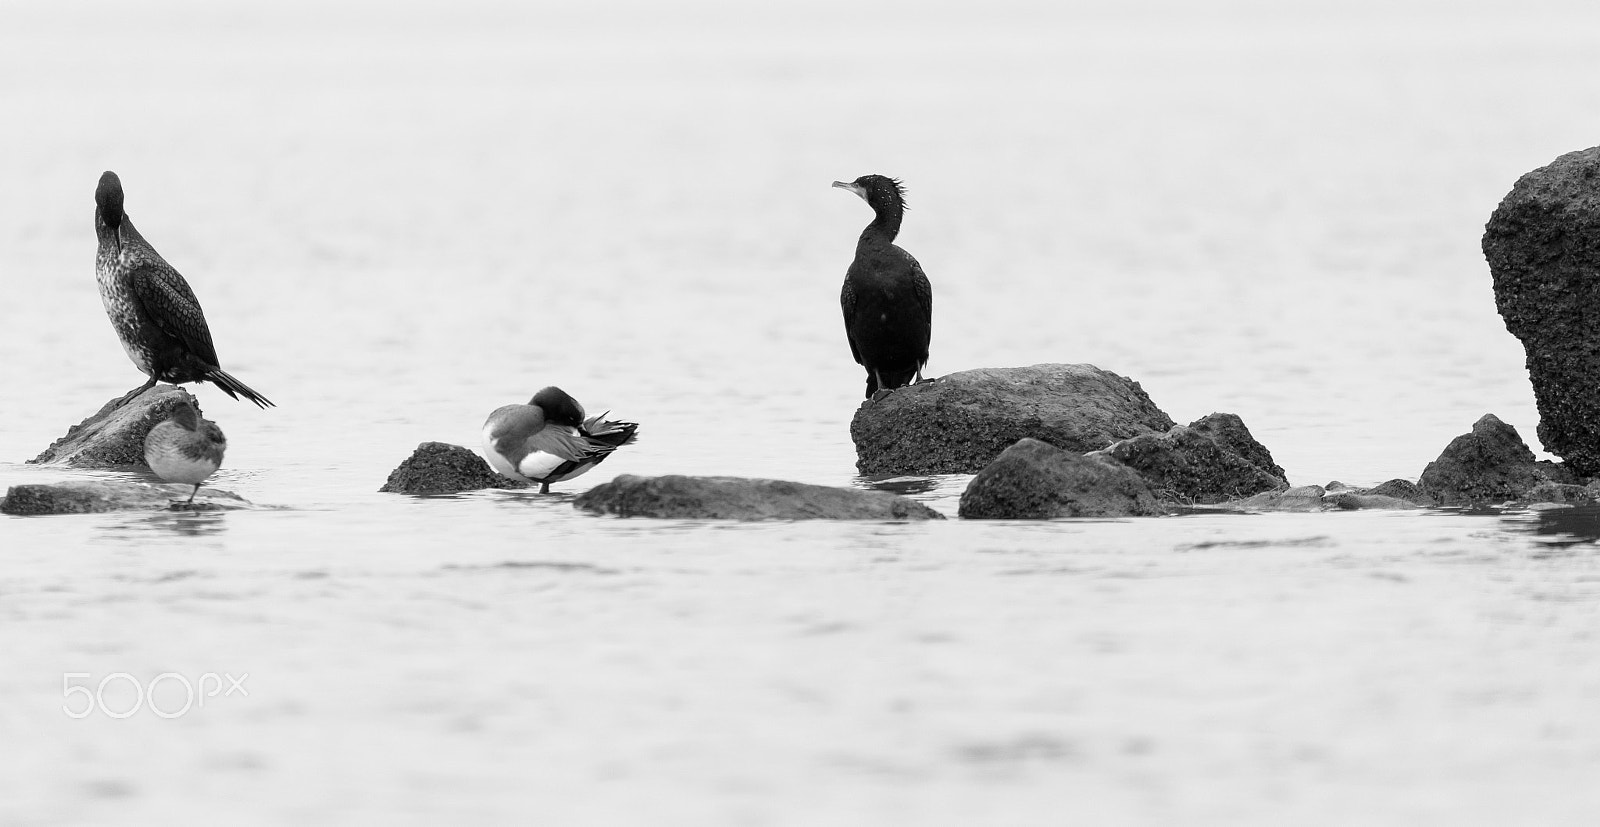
[1417,414,1573,505]
[380,442,525,494]
[30,385,200,467]
[1484,146,1600,475]
[1,481,251,515]
[573,474,944,521]
[1093,414,1288,504]
[850,364,1176,475]
[958,438,1165,519]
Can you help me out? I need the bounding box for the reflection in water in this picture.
[1504,505,1600,547]
[110,509,232,538]
[854,475,945,496]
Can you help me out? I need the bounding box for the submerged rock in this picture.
[1230,484,1422,512]
[380,442,526,495]
[1417,414,1573,505]
[850,364,1176,475]
[573,474,944,521]
[1364,478,1436,506]
[1094,414,1288,504]
[1,481,251,515]
[958,438,1165,519]
[1485,146,1600,475]
[30,385,200,467]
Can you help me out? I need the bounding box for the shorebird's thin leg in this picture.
[186,484,200,504]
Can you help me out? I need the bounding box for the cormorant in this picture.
[95,171,274,408]
[832,174,932,399]
[482,386,639,494]
[143,399,226,504]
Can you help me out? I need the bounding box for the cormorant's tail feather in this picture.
[207,368,274,409]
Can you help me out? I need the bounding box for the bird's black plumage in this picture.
[833,174,932,399]
[94,171,273,409]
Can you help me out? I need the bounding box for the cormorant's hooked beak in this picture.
[832,180,868,202]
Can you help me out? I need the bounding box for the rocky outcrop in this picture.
[29,385,200,467]
[1,481,251,515]
[1093,414,1288,504]
[1229,484,1423,512]
[1365,478,1435,506]
[1417,414,1573,505]
[1484,146,1600,475]
[958,438,1165,519]
[380,442,526,494]
[573,475,944,521]
[850,364,1176,475]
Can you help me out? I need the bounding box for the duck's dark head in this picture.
[832,174,908,215]
[530,386,586,427]
[95,171,125,247]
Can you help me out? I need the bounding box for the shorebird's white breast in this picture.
[144,434,221,485]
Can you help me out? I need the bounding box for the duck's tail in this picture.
[207,368,275,409]
[582,414,639,449]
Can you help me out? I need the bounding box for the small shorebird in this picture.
[95,171,274,409]
[482,386,639,494]
[833,174,933,399]
[143,400,227,504]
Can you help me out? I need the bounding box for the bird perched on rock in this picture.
[482,386,639,494]
[833,174,933,399]
[95,171,273,409]
[143,399,227,504]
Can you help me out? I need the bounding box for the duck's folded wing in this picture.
[516,425,601,480]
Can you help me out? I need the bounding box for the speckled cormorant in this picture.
[95,171,274,408]
[143,400,226,504]
[482,386,639,494]
[832,174,932,399]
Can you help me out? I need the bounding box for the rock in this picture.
[1519,481,1596,506]
[380,442,526,495]
[1230,484,1421,512]
[1,481,251,515]
[1233,484,1328,512]
[573,474,944,521]
[1365,478,1436,506]
[1417,414,1573,505]
[850,364,1176,475]
[958,438,1165,519]
[1093,415,1288,504]
[1187,412,1287,480]
[1484,146,1600,475]
[29,385,200,467]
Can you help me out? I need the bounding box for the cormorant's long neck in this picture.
[858,205,902,248]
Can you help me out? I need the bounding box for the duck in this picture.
[482,386,639,493]
[95,171,274,409]
[143,399,227,504]
[832,174,933,399]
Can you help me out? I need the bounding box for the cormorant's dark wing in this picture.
[126,263,222,366]
[840,278,862,364]
[904,253,933,361]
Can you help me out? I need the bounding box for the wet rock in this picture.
[1231,484,1421,512]
[380,442,526,495]
[573,474,944,521]
[850,364,1176,475]
[1,481,251,515]
[1417,414,1573,505]
[1519,481,1597,506]
[29,385,200,467]
[1093,415,1288,504]
[1485,146,1600,476]
[958,438,1165,519]
[1365,478,1436,506]
[1233,484,1328,512]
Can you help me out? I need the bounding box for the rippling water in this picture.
[5,0,1600,823]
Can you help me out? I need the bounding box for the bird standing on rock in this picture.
[482,386,639,494]
[95,171,274,409]
[833,174,933,399]
[144,400,227,504]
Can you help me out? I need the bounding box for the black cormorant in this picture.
[482,386,639,494]
[95,171,274,408]
[832,174,932,399]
